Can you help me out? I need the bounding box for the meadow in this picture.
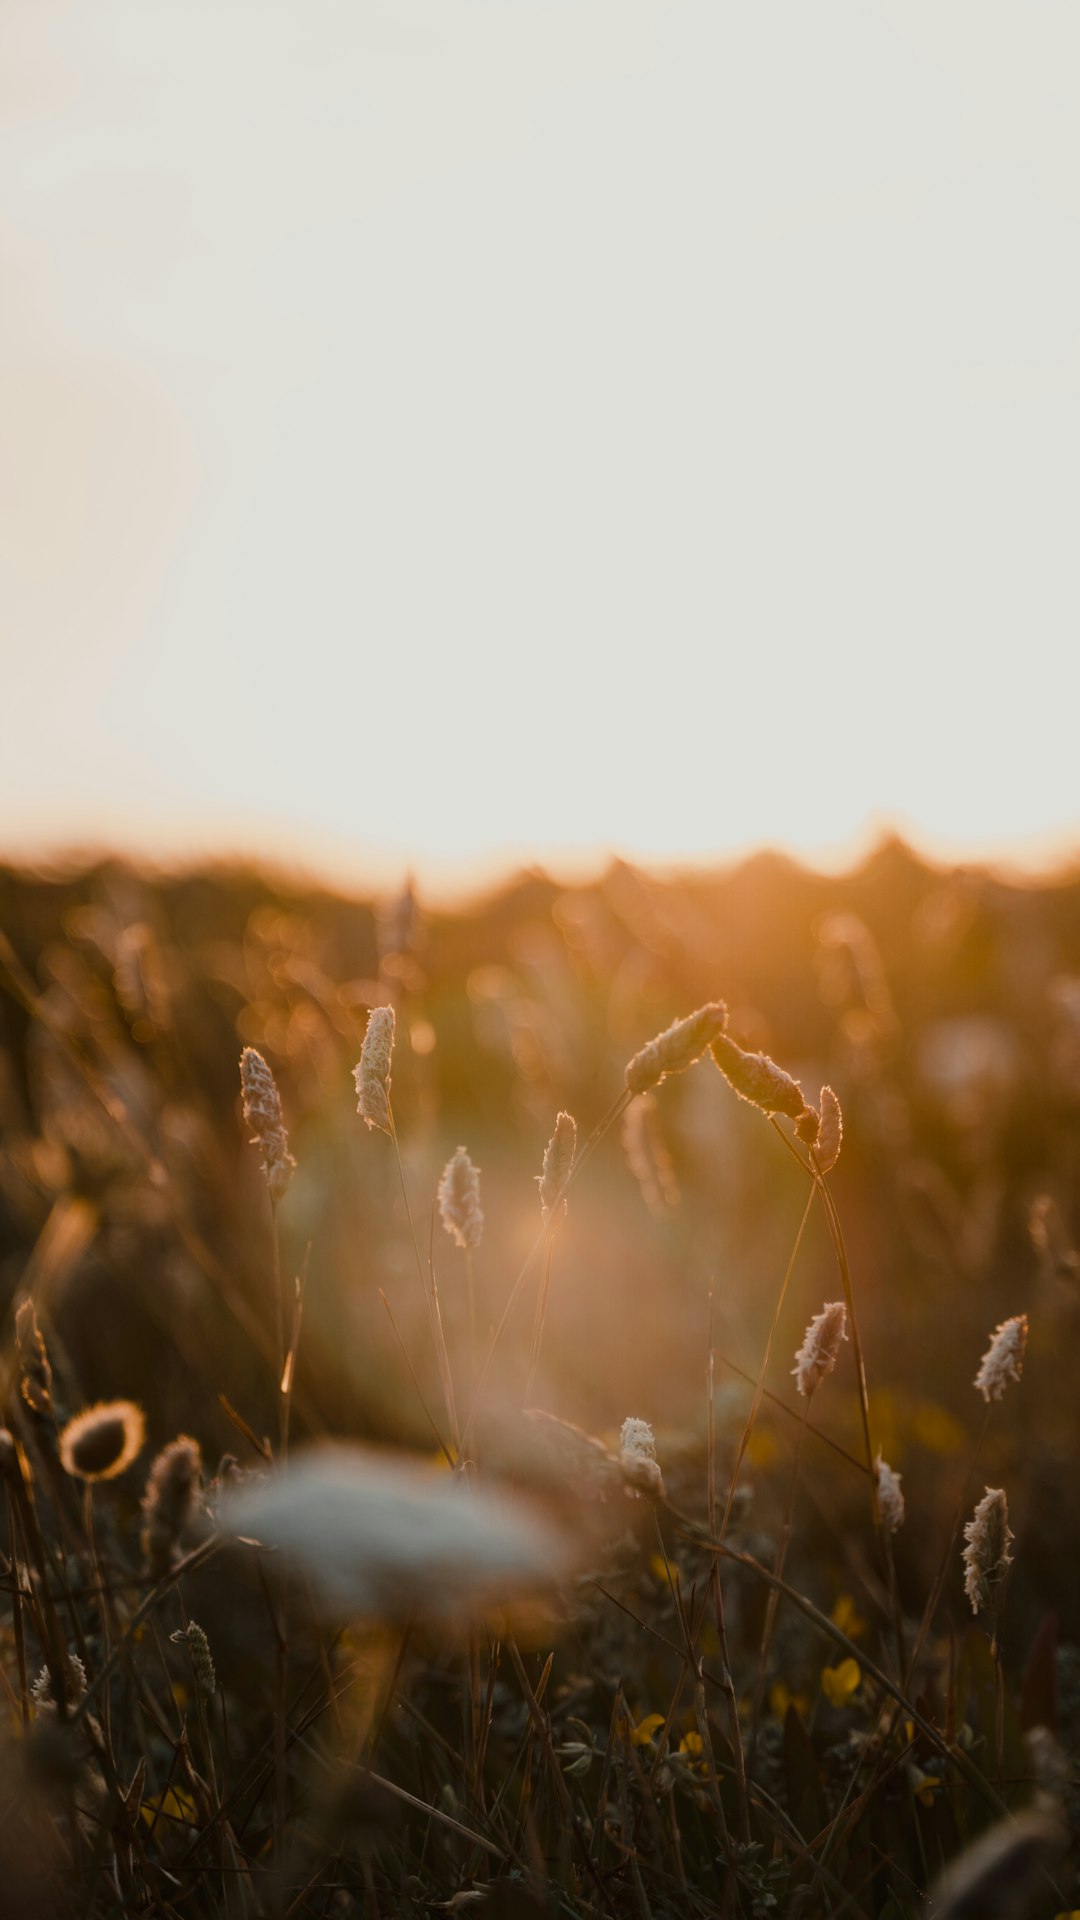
[0,840,1078,1917]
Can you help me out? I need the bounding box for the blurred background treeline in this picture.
[3,837,1080,1655]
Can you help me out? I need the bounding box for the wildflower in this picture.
[624,1003,728,1098]
[619,1416,663,1497]
[710,1033,812,1123]
[15,1298,52,1415]
[874,1453,905,1534]
[59,1401,146,1482]
[353,1005,395,1134]
[437,1146,484,1250]
[537,1111,577,1223]
[962,1486,1014,1614]
[974,1314,1028,1403]
[170,1622,216,1696]
[142,1437,202,1578]
[830,1593,867,1639]
[629,1713,666,1747]
[792,1302,848,1397]
[821,1658,861,1708]
[239,1048,296,1199]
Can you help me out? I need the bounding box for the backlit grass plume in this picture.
[710,1033,812,1123]
[974,1314,1028,1403]
[538,1111,577,1223]
[438,1146,484,1250]
[808,1085,843,1170]
[170,1622,216,1697]
[240,1047,296,1199]
[962,1486,1014,1614]
[624,1003,728,1097]
[792,1302,848,1397]
[142,1436,202,1578]
[59,1401,146,1482]
[354,1005,395,1134]
[15,1298,53,1416]
[619,1416,663,1497]
[874,1453,905,1534]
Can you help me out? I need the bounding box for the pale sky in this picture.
[3,1,1079,897]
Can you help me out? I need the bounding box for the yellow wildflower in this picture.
[821,1658,861,1707]
[830,1594,867,1640]
[630,1713,666,1747]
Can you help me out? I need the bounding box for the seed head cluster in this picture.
[16,1298,53,1416]
[624,1003,728,1098]
[538,1111,577,1223]
[874,1453,905,1534]
[240,1048,296,1200]
[171,1621,217,1697]
[59,1401,146,1482]
[812,1086,843,1171]
[619,1416,663,1497]
[710,1033,811,1123]
[974,1314,1028,1403]
[792,1302,848,1398]
[438,1146,484,1251]
[142,1437,202,1579]
[963,1486,1014,1614]
[354,1005,395,1134]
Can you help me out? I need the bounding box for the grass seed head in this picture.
[710,1033,811,1122]
[354,1005,395,1134]
[240,1047,296,1200]
[15,1299,53,1416]
[874,1453,905,1533]
[438,1145,484,1250]
[619,1416,663,1497]
[813,1086,843,1170]
[59,1401,145,1481]
[538,1111,577,1223]
[792,1302,848,1397]
[32,1654,87,1717]
[624,1003,728,1097]
[142,1436,202,1578]
[962,1486,1014,1614]
[170,1622,216,1696]
[974,1314,1028,1403]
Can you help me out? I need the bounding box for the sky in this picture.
[3,1,1080,898]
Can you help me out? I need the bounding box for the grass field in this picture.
[1,841,1078,1917]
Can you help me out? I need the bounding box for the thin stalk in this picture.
[750,1395,810,1755]
[523,1230,556,1408]
[720,1181,816,1539]
[389,1113,460,1453]
[705,1309,749,1841]
[459,1088,631,1455]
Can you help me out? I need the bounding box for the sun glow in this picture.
[3,1,1080,893]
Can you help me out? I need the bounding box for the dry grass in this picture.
[0,845,1078,1917]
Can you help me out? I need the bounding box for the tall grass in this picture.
[0,853,1075,1917]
